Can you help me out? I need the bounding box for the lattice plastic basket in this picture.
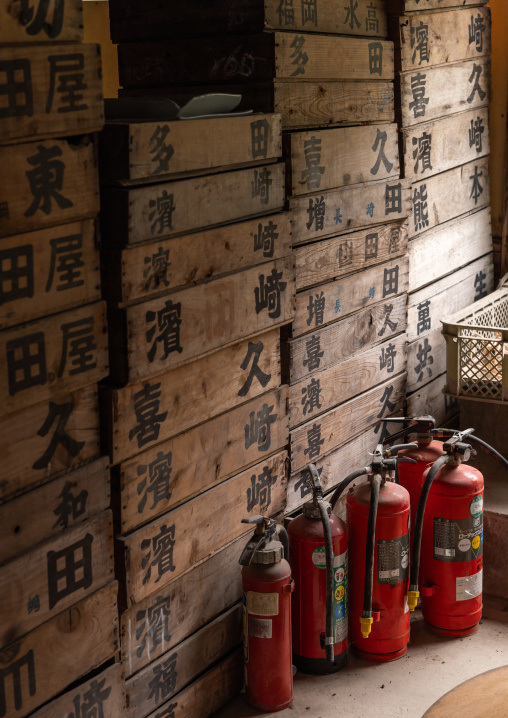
[442,281,508,403]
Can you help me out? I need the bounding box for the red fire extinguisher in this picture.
[330,445,417,661]
[288,463,348,674]
[239,516,294,712]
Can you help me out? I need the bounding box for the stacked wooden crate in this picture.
[388,0,494,427]
[0,2,123,716]
[99,114,295,717]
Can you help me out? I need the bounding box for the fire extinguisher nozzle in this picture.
[360,616,373,638]
[406,590,419,612]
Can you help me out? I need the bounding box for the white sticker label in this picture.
[246,591,279,616]
[470,495,483,517]
[456,570,483,601]
[249,616,273,639]
[404,596,409,614]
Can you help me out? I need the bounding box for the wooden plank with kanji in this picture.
[0,385,100,502]
[406,327,446,394]
[0,511,114,647]
[289,294,407,383]
[407,373,459,429]
[286,124,399,198]
[291,178,411,245]
[0,44,103,144]
[102,328,281,464]
[0,582,118,718]
[117,386,288,534]
[119,450,287,605]
[387,0,488,13]
[0,300,108,416]
[0,219,101,329]
[0,456,110,565]
[99,114,282,185]
[0,0,83,44]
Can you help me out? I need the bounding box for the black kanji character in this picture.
[339,239,353,267]
[69,677,112,718]
[301,377,322,416]
[32,400,85,470]
[129,382,168,449]
[47,533,93,609]
[413,184,429,232]
[246,465,277,511]
[366,2,379,32]
[382,266,399,297]
[238,341,271,397]
[53,480,88,530]
[385,183,402,215]
[141,524,176,585]
[302,136,325,190]
[469,117,485,153]
[135,596,172,659]
[148,653,178,706]
[253,220,278,259]
[137,451,173,514]
[417,300,431,334]
[470,166,484,205]
[0,245,34,305]
[368,42,383,76]
[290,35,308,76]
[277,0,295,26]
[46,233,85,292]
[0,650,36,715]
[251,167,272,204]
[388,227,400,254]
[20,0,65,38]
[149,125,174,175]
[370,129,394,176]
[379,343,397,373]
[6,331,46,396]
[146,300,183,363]
[0,59,33,119]
[414,337,433,382]
[474,270,488,300]
[469,13,486,53]
[467,63,487,104]
[306,291,325,327]
[301,0,318,26]
[46,53,88,113]
[144,246,171,292]
[306,196,326,231]
[378,303,398,337]
[304,422,324,460]
[245,403,277,452]
[58,316,97,377]
[344,0,360,30]
[24,144,73,217]
[412,132,433,174]
[149,191,175,236]
[374,385,396,441]
[410,20,429,65]
[251,119,269,159]
[409,72,429,119]
[255,268,287,319]
[303,334,324,372]
[365,232,379,260]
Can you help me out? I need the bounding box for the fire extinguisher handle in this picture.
[384,443,418,456]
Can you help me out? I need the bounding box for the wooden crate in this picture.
[401,107,489,181]
[407,254,494,343]
[387,0,488,13]
[290,372,406,473]
[406,326,446,394]
[103,213,292,306]
[100,163,285,247]
[0,511,114,647]
[0,219,100,329]
[0,385,100,502]
[117,386,288,534]
[0,0,83,44]
[126,605,242,718]
[398,7,491,72]
[409,157,490,239]
[0,135,99,239]
[289,334,406,428]
[0,456,109,564]
[0,44,103,144]
[293,256,409,338]
[99,114,282,185]
[289,293,407,383]
[121,535,244,676]
[0,300,108,416]
[407,373,459,428]
[109,256,295,383]
[101,328,281,464]
[118,450,287,605]
[109,0,388,42]
[291,178,411,245]
[30,663,125,718]
[285,124,399,197]
[0,582,118,718]
[295,220,408,290]
[408,208,492,292]
[400,57,490,128]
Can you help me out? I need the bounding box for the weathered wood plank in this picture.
[290,373,406,473]
[289,294,407,383]
[111,257,295,383]
[401,107,489,181]
[0,0,83,44]
[102,329,281,464]
[100,114,282,185]
[119,451,287,606]
[110,0,388,42]
[126,605,242,718]
[100,163,285,247]
[387,0,488,13]
[0,582,118,718]
[0,219,100,329]
[0,456,109,565]
[407,254,494,342]
[407,373,459,428]
[121,535,244,676]
[0,511,114,647]
[286,124,399,197]
[106,213,292,306]
[293,256,408,338]
[0,135,99,238]
[398,7,491,71]
[0,44,103,144]
[0,301,108,416]
[406,327,446,394]
[118,386,288,534]
[289,335,406,428]
[291,178,411,245]
[30,663,125,718]
[400,57,490,128]
[409,157,490,238]
[143,649,242,718]
[295,221,408,290]
[408,208,492,292]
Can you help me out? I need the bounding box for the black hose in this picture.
[410,455,449,589]
[363,475,381,617]
[317,499,335,663]
[329,467,370,509]
[385,443,419,455]
[277,525,289,561]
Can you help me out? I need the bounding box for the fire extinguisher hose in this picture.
[317,498,335,663]
[360,474,381,639]
[329,467,370,510]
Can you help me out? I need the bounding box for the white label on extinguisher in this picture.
[249,616,273,639]
[246,591,279,616]
[456,570,483,601]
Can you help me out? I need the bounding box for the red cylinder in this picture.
[288,512,348,673]
[347,481,410,661]
[420,462,484,637]
[242,559,294,712]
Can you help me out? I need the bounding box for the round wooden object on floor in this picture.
[424,665,508,717]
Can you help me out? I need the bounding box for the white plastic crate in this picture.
[442,281,508,403]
